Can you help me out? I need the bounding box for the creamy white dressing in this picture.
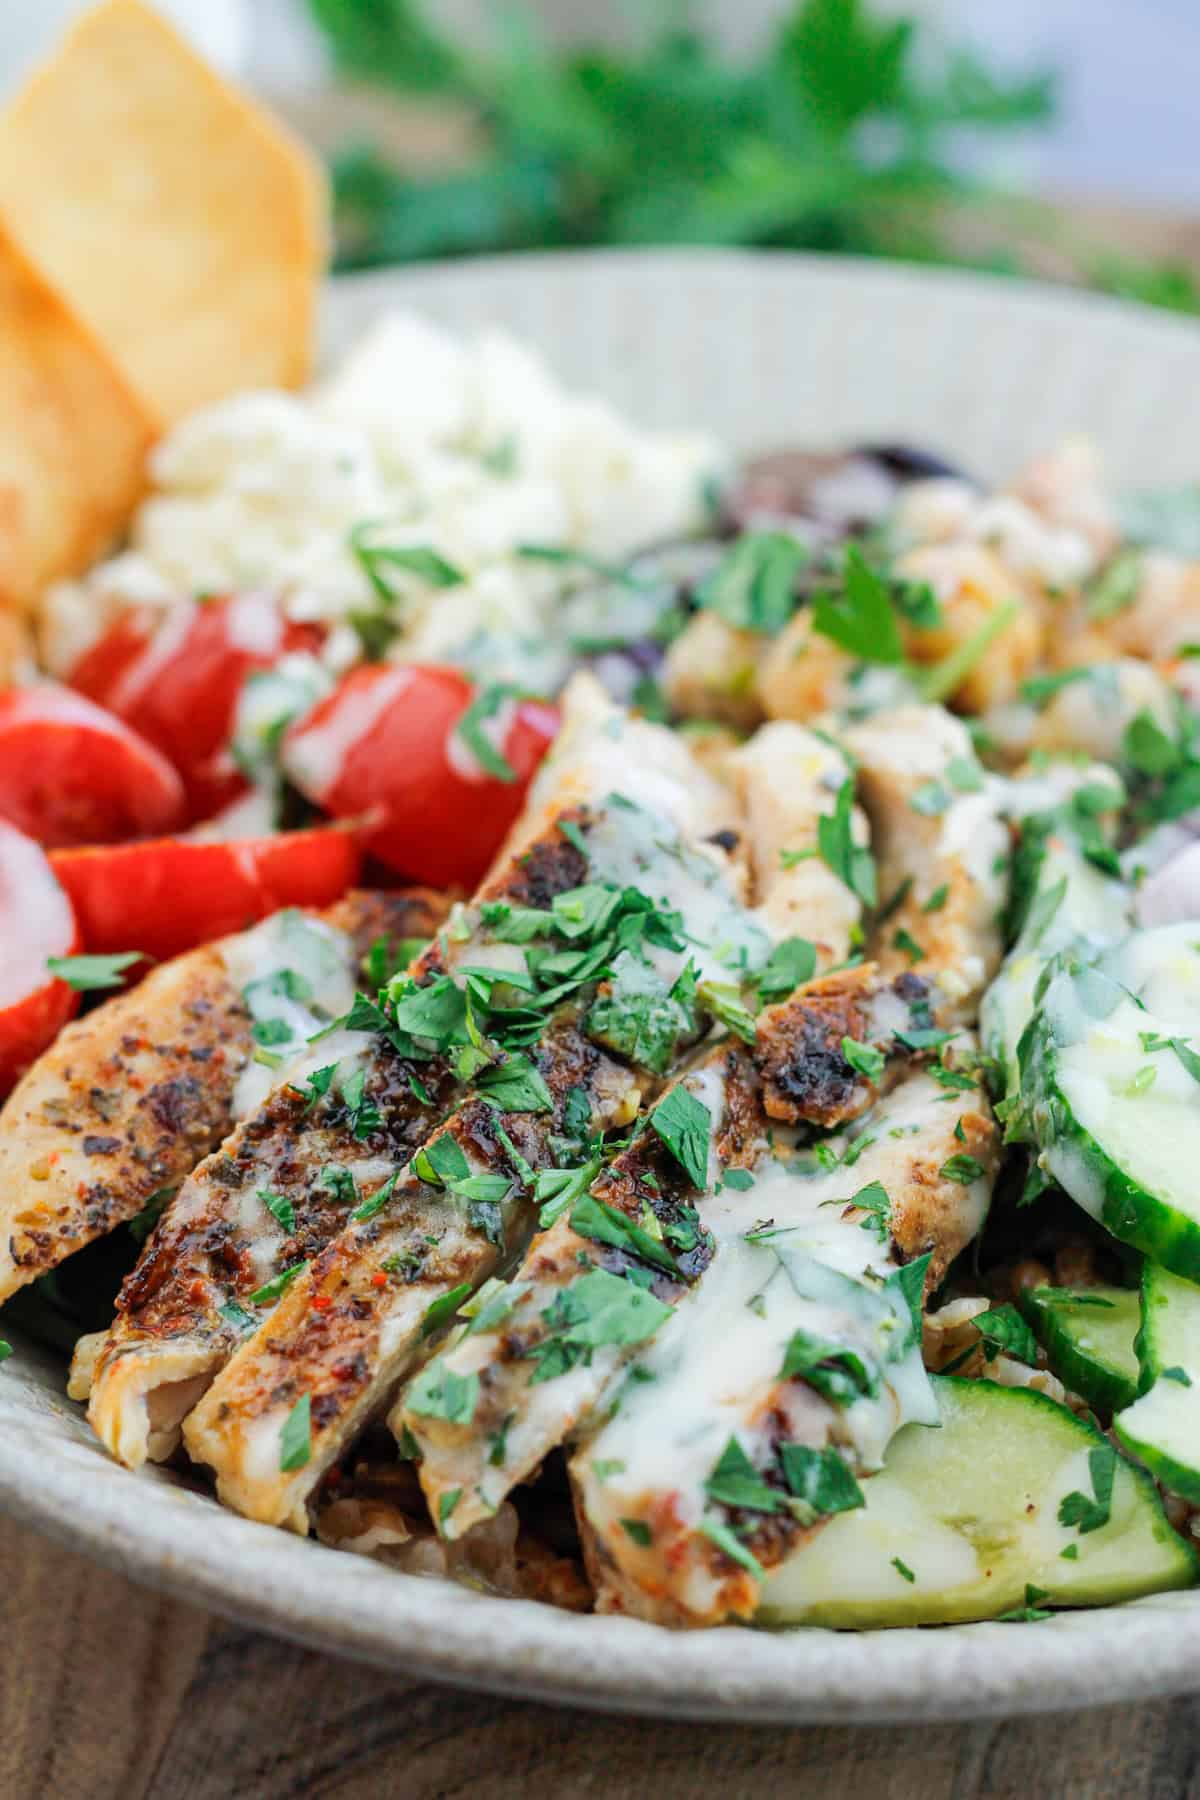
[281,665,415,799]
[444,694,519,784]
[43,314,720,678]
[220,911,364,1120]
[577,1134,938,1611]
[583,799,770,985]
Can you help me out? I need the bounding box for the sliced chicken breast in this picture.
[0,889,442,1307]
[86,687,755,1482]
[846,705,1008,1019]
[400,966,957,1545]
[569,1060,998,1627]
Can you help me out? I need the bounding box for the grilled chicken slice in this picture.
[182,1012,642,1530]
[725,721,866,966]
[177,771,774,1526]
[845,705,1008,1019]
[396,1046,758,1542]
[569,1060,999,1628]
[89,685,756,1483]
[81,815,594,1468]
[0,889,442,1308]
[400,965,951,1543]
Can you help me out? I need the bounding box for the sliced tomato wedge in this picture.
[50,826,362,964]
[0,684,186,849]
[282,664,559,888]
[0,821,81,1094]
[70,595,323,820]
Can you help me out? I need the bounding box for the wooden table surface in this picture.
[2,1512,1197,1800]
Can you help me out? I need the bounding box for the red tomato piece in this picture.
[0,684,186,849]
[50,825,362,964]
[0,820,80,1094]
[282,664,559,888]
[70,595,323,820]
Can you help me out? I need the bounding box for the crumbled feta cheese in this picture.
[42,313,724,685]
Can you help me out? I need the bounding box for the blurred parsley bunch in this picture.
[308,0,1199,312]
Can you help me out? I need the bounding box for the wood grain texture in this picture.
[0,1510,1196,1800]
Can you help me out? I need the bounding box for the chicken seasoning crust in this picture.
[7,310,1200,1634]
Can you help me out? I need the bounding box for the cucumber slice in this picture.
[1021,922,1200,1281]
[758,1376,1194,1628]
[981,834,1129,1113]
[1017,1285,1141,1414]
[1116,1263,1200,1501]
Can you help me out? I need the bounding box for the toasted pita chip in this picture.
[0,0,328,427]
[0,219,152,612]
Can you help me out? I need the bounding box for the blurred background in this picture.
[3,0,1199,312]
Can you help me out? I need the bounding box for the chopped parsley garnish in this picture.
[296,1063,338,1110]
[811,545,905,665]
[704,1436,784,1513]
[620,1518,653,1547]
[1058,1444,1117,1535]
[998,1584,1053,1623]
[1124,708,1181,777]
[456,683,520,783]
[695,530,807,634]
[697,1517,766,1583]
[648,1086,711,1190]
[350,1171,400,1223]
[940,1153,984,1185]
[259,1189,296,1235]
[910,780,950,816]
[535,1156,603,1228]
[591,1458,626,1482]
[128,1185,176,1245]
[698,978,757,1044]
[414,1135,471,1188]
[248,1260,308,1305]
[341,1066,382,1139]
[818,779,877,907]
[892,927,925,964]
[973,1303,1038,1366]
[721,1168,755,1192]
[1020,665,1091,708]
[758,936,817,1001]
[321,1164,359,1207]
[558,818,590,860]
[279,1394,312,1472]
[218,1299,258,1334]
[842,1036,885,1082]
[1163,1366,1193,1386]
[779,1443,865,1517]
[46,950,144,991]
[420,1282,473,1338]
[587,952,697,1075]
[350,527,464,604]
[526,1270,673,1383]
[780,1328,879,1405]
[569,1193,678,1274]
[438,1488,463,1527]
[891,1557,916,1584]
[406,1362,479,1424]
[846,1178,892,1242]
[476,1055,554,1113]
[922,883,950,913]
[946,755,984,793]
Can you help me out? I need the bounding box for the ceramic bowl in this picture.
[6,249,1200,1722]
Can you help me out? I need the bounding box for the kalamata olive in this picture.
[726,444,975,541]
[854,443,974,485]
